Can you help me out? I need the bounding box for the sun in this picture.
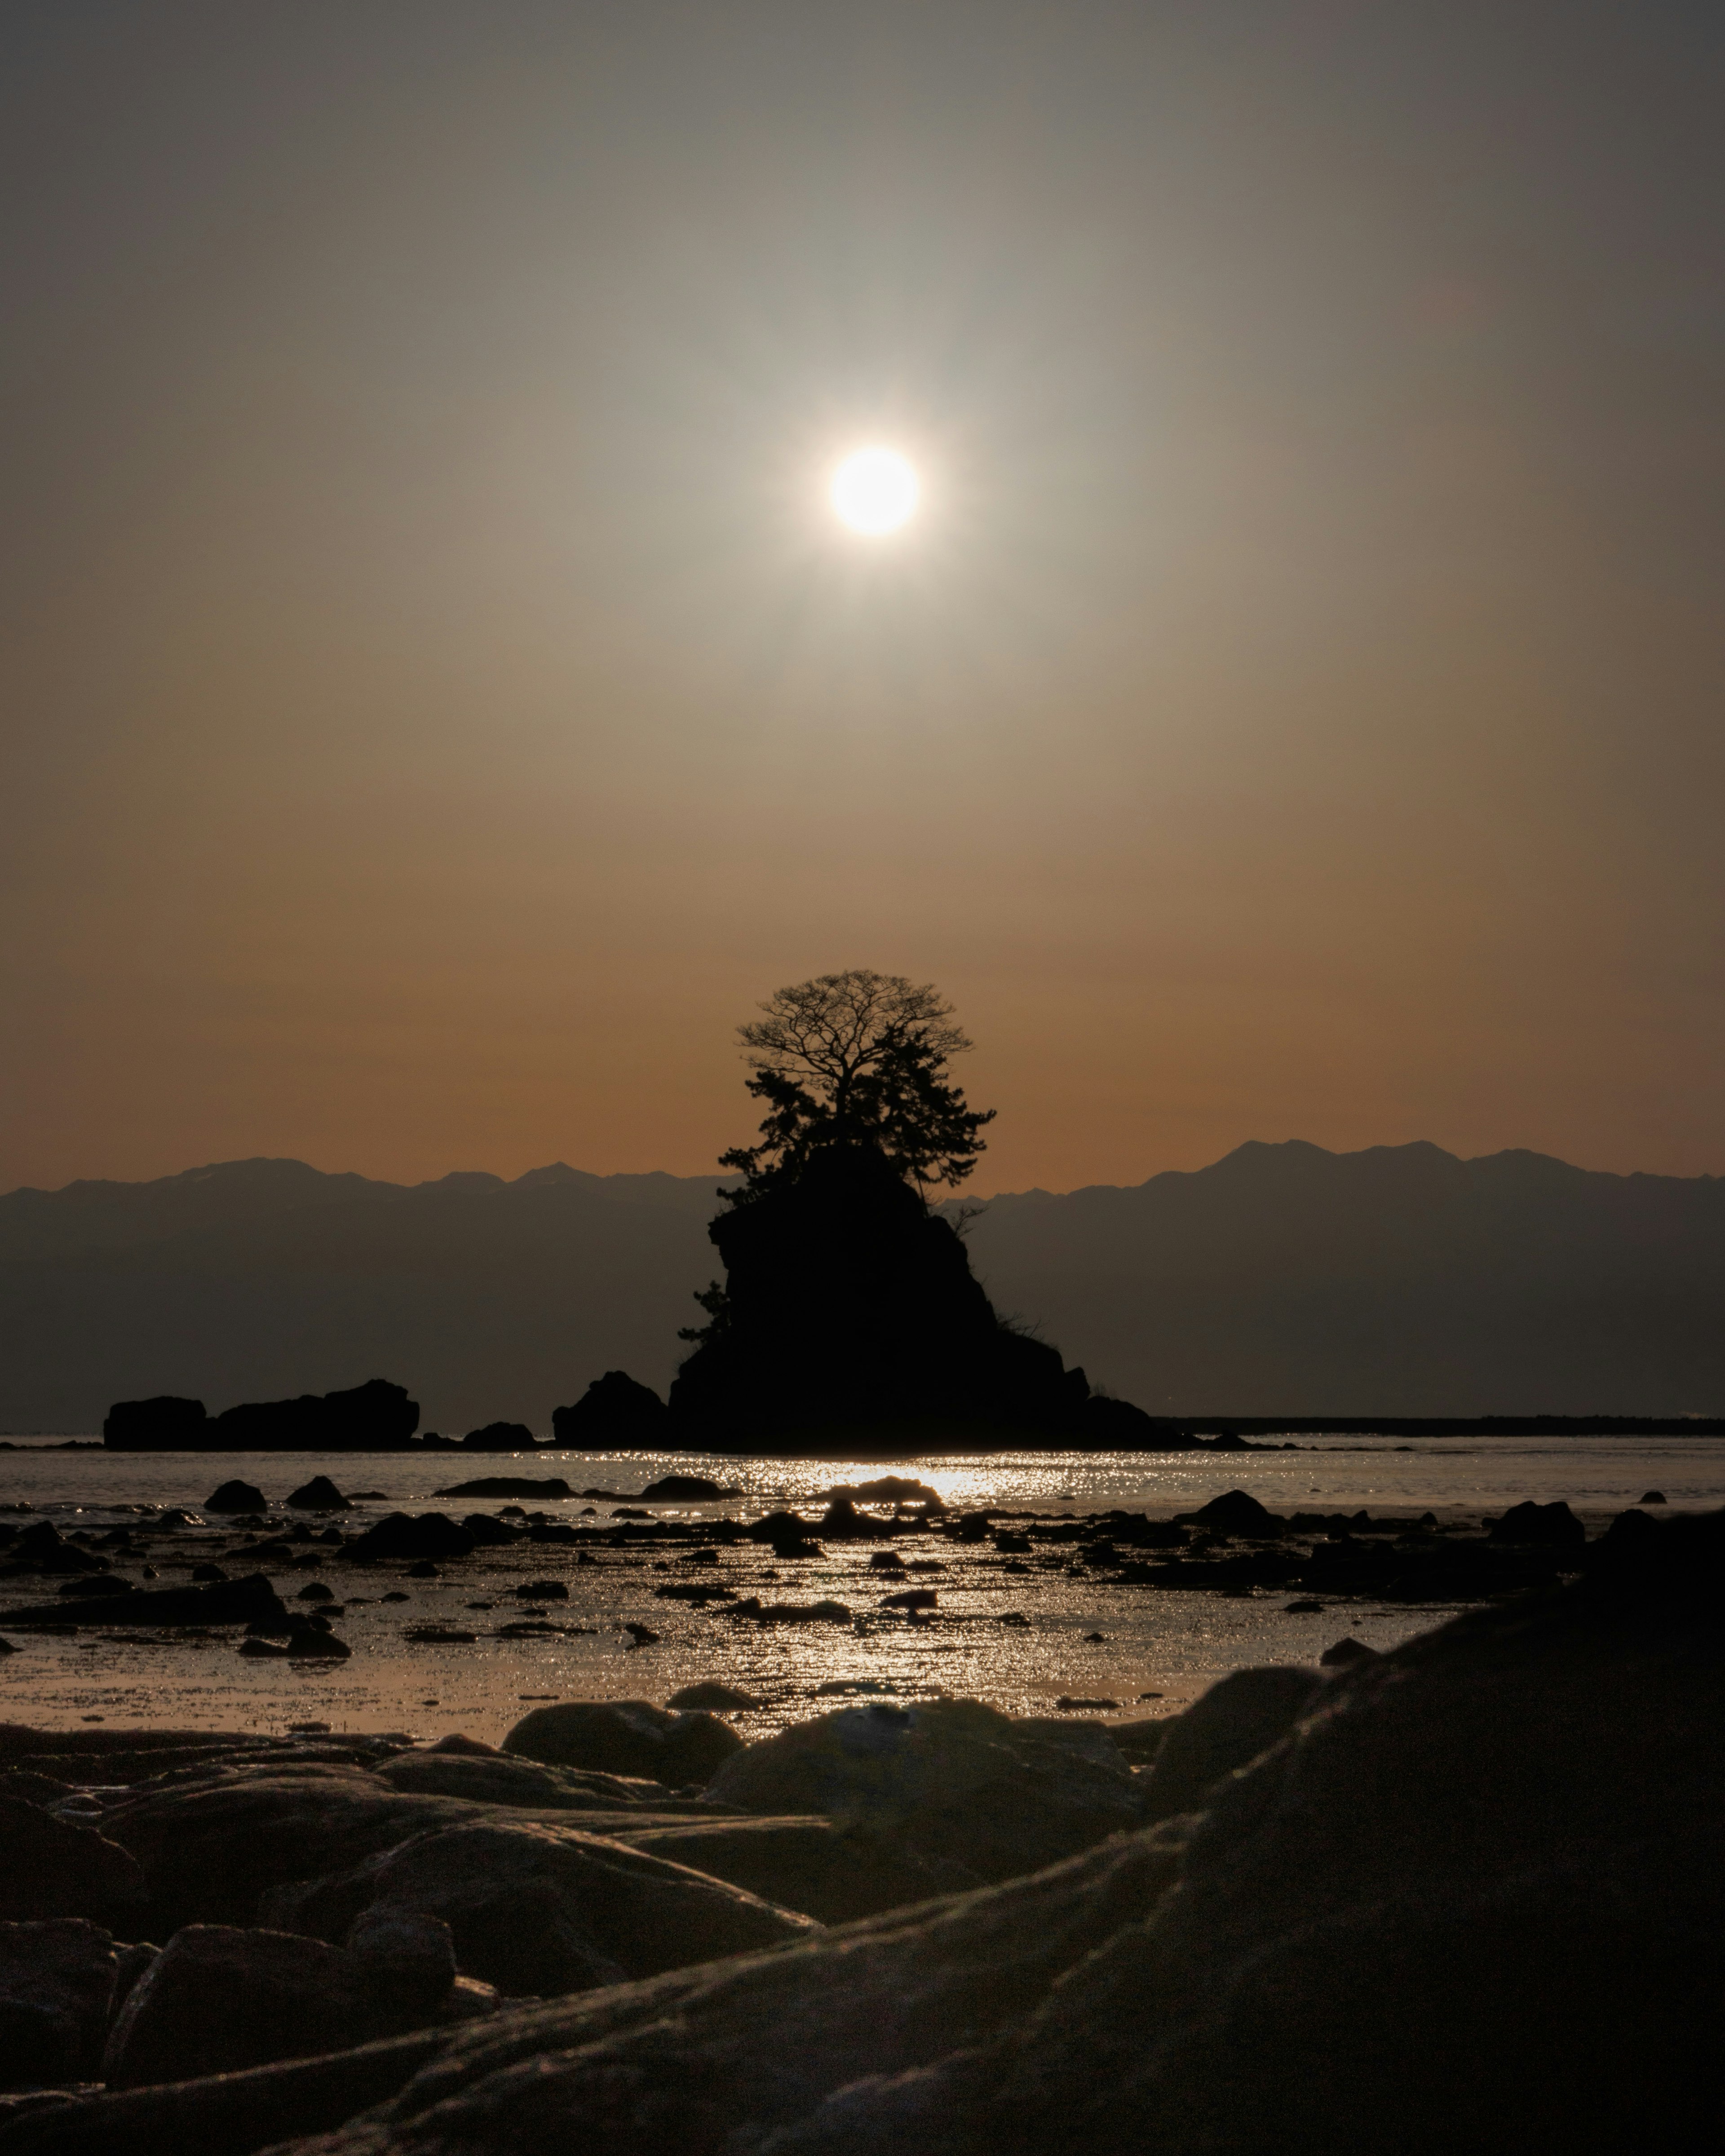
[829,446,920,535]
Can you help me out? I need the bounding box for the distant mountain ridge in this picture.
[2,1140,1722,1429]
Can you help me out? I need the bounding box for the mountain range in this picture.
[2,1140,1722,1431]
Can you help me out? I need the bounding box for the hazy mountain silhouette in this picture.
[3,1140,1723,1431]
[951,1140,1725,1417]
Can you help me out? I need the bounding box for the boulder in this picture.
[1320,1636,1378,1668]
[455,1516,521,1546]
[206,1481,269,1514]
[1170,1489,1287,1537]
[705,1698,1145,1881]
[613,1815,978,1922]
[1139,1665,1321,1820]
[431,1479,574,1500]
[550,1371,669,1447]
[459,1424,537,1454]
[0,1801,143,1922]
[0,1922,117,2090]
[4,1525,108,1577]
[286,1479,350,1511]
[102,1395,210,1449]
[667,1683,764,1712]
[825,1476,946,1509]
[336,1515,476,1564]
[263,1818,818,1996]
[376,1755,668,1811]
[343,1909,457,2017]
[1490,1498,1587,1548]
[637,1475,734,1502]
[102,1926,375,2087]
[504,1701,743,1785]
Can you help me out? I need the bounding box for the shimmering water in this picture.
[3,1437,1719,1743]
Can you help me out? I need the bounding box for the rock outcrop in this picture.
[667,1144,1091,1443]
[502,1701,743,1786]
[550,1371,669,1446]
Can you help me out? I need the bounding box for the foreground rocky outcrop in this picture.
[0,1510,1718,2154]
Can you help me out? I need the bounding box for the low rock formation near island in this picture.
[103,1380,419,1452]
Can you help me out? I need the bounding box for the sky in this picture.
[3,0,1722,1198]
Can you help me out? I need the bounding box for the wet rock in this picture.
[1170,1490,1287,1538]
[431,1479,574,1500]
[287,1480,351,1511]
[504,1701,743,1785]
[0,1802,142,1922]
[1,1576,289,1631]
[1320,1636,1379,1668]
[0,1922,117,2089]
[637,1474,734,1502]
[455,1516,520,1546]
[508,1580,567,1600]
[264,1818,818,1997]
[5,1526,108,1577]
[1641,1490,1667,1505]
[826,1476,947,1510]
[550,1371,669,1447]
[336,1515,476,1564]
[667,1683,764,1712]
[1140,1666,1321,1820]
[706,1697,1145,1882]
[206,1481,269,1515]
[287,1626,351,1660]
[614,1816,979,1922]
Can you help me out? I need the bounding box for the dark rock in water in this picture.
[504,1701,743,1786]
[668,1143,1091,1444]
[705,1698,1144,1882]
[826,1476,947,1510]
[817,1496,892,1539]
[433,1476,573,1499]
[6,1524,109,1577]
[206,1481,268,1515]
[287,1627,351,1660]
[0,1920,118,2090]
[1171,1489,1287,1538]
[458,1423,537,1453]
[1489,1498,1586,1548]
[508,1579,567,1600]
[1320,1636,1378,1668]
[454,1515,520,1546]
[1138,1665,1322,1821]
[614,1816,978,1923]
[287,1478,350,1511]
[1641,1489,1667,1505]
[667,1682,765,1712]
[336,1515,476,1564]
[0,1802,142,1922]
[550,1371,668,1448]
[265,1819,818,1997]
[212,1379,420,1453]
[239,1639,292,1659]
[102,1396,207,1450]
[0,1576,288,1632]
[53,1577,129,1599]
[637,1474,734,1502]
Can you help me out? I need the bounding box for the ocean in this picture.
[4,1434,1720,1742]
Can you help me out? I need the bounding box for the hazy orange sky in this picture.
[4,2,1722,1198]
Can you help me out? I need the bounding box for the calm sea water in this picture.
[3,1436,1718,1744]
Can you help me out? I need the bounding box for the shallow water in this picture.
[3,1436,1719,1743]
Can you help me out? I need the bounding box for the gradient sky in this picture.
[4,1,1722,1198]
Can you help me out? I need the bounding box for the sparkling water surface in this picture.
[3,1436,1720,1744]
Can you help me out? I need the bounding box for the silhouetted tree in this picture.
[716,969,995,1202]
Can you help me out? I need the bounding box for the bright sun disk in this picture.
[830,446,920,535]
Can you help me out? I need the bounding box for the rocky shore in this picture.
[0,1503,1717,2154]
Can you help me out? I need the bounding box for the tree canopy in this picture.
[718,969,995,1201]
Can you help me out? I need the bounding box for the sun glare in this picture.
[830,446,920,535]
